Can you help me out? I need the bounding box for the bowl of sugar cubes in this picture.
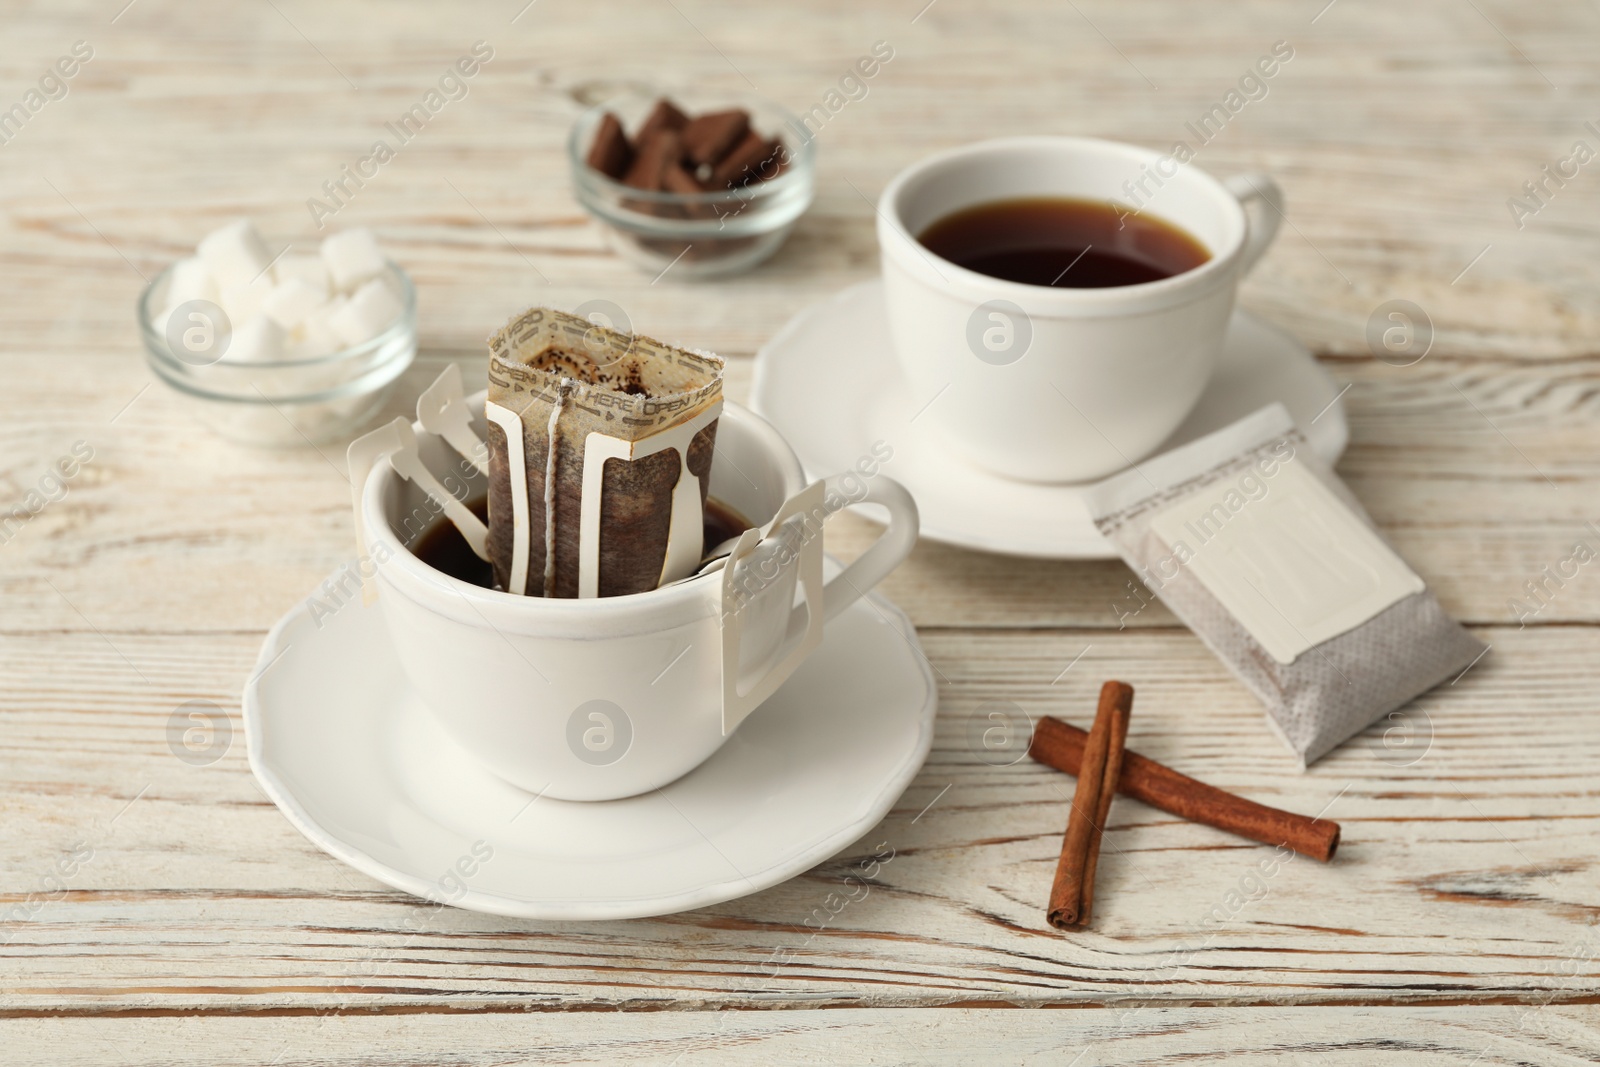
[138,219,416,446]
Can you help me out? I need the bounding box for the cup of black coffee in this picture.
[878,137,1283,482]
[355,393,920,801]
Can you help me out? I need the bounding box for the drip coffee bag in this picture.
[1086,403,1484,766]
[484,307,724,598]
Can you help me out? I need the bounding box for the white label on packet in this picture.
[1147,459,1424,664]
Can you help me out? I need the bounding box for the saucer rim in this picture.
[752,278,1349,561]
[243,562,938,920]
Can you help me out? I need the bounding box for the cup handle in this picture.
[719,473,919,734]
[1224,173,1284,277]
[818,472,919,624]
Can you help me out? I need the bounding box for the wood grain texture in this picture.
[2,625,1597,1013]
[5,354,1599,633]
[4,1007,1600,1066]
[2,0,1599,1059]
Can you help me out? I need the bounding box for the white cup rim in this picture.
[361,399,805,620]
[877,135,1248,312]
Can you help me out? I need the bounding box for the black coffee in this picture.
[700,496,752,550]
[917,196,1210,288]
[412,494,752,591]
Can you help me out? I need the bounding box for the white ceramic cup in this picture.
[359,394,919,802]
[878,136,1283,483]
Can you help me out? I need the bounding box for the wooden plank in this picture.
[3,0,1600,1047]
[1,624,1595,1011]
[3,1006,1599,1065]
[3,354,1597,633]
[1,2,1598,359]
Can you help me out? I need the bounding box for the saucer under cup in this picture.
[752,280,1348,559]
[243,558,936,920]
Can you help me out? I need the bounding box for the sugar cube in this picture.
[198,219,274,289]
[220,273,276,326]
[224,315,287,364]
[262,278,327,330]
[150,303,175,340]
[329,279,402,347]
[321,228,387,292]
[273,253,331,296]
[164,256,217,309]
[281,297,346,359]
[284,337,324,362]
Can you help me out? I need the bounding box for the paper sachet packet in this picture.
[1084,403,1484,766]
[484,307,724,598]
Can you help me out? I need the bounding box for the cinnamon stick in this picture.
[1029,715,1341,863]
[1047,681,1133,930]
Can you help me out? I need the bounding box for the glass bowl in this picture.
[568,89,816,279]
[138,261,417,447]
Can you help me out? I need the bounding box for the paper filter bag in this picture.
[484,307,724,598]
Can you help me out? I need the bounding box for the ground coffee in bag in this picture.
[484,307,724,598]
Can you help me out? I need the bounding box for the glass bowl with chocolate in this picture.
[568,91,816,278]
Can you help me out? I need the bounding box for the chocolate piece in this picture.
[664,163,716,218]
[663,162,706,195]
[621,129,681,190]
[586,112,632,179]
[586,100,784,190]
[636,98,689,144]
[754,140,786,182]
[710,132,778,188]
[681,109,750,166]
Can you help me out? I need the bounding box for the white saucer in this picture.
[244,562,936,920]
[752,279,1349,559]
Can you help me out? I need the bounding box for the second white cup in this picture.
[878,135,1283,483]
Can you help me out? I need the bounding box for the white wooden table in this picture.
[3,0,1599,1061]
